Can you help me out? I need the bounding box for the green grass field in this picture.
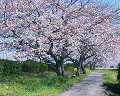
[0,69,92,96]
[101,69,120,96]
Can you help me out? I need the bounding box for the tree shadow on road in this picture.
[103,82,120,96]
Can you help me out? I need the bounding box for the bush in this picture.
[0,59,48,75]
[96,65,102,68]
[39,63,48,73]
[0,59,22,75]
[64,63,74,70]
[21,60,39,73]
[0,63,4,75]
[110,65,114,68]
[48,64,56,71]
[21,60,48,73]
[117,63,120,82]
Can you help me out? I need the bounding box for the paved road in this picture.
[56,70,104,96]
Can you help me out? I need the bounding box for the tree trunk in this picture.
[76,67,82,76]
[117,63,120,83]
[56,62,66,77]
[81,65,86,74]
[76,61,84,76]
[93,64,95,70]
[90,63,93,70]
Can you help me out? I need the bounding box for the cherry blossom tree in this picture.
[67,1,120,75]
[0,0,120,77]
[69,39,98,75]
[0,0,91,77]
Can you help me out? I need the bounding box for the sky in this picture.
[104,0,120,4]
[0,0,120,63]
[104,0,120,8]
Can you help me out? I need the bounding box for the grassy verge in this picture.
[101,69,120,96]
[0,69,92,96]
[96,68,117,70]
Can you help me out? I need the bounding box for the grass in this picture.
[0,69,92,96]
[101,69,120,96]
[96,67,117,70]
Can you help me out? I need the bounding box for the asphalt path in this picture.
[56,70,103,96]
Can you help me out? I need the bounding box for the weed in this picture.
[102,69,120,96]
[0,69,92,96]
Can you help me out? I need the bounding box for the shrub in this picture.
[48,64,56,71]
[110,65,114,68]
[117,63,120,82]
[0,59,48,75]
[64,63,74,70]
[96,65,102,68]
[21,60,39,73]
[0,63,4,75]
[21,60,48,73]
[0,59,22,75]
[39,63,48,73]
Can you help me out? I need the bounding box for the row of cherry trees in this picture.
[0,0,120,77]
